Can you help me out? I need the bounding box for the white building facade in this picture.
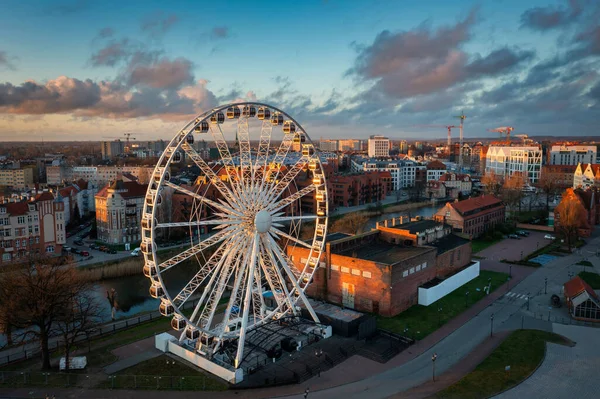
[549,145,597,166]
[367,135,390,158]
[351,157,419,190]
[485,146,542,183]
[46,165,155,186]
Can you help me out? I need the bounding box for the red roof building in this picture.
[433,195,506,238]
[564,276,600,322]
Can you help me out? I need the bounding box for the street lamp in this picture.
[465,291,470,308]
[526,293,530,311]
[544,277,548,295]
[520,250,524,261]
[431,353,438,382]
[438,307,443,326]
[490,313,494,337]
[509,264,512,278]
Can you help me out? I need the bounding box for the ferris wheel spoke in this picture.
[180,143,239,207]
[269,228,312,249]
[194,234,249,330]
[233,233,260,368]
[155,219,239,229]
[264,154,311,204]
[162,180,241,217]
[266,234,319,323]
[259,131,295,202]
[209,124,248,206]
[237,116,253,191]
[253,120,273,190]
[272,215,318,223]
[267,185,318,214]
[171,234,237,308]
[259,235,296,314]
[158,226,236,272]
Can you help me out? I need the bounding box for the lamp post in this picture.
[509,264,512,278]
[431,353,438,382]
[465,291,470,308]
[520,250,524,261]
[490,313,494,337]
[526,293,530,311]
[544,277,548,295]
[438,307,443,326]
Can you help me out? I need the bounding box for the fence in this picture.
[0,297,203,367]
[531,311,600,328]
[0,371,87,388]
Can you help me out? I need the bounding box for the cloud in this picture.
[0,76,101,114]
[127,57,194,89]
[47,0,89,15]
[466,48,535,76]
[210,26,229,40]
[98,27,114,39]
[141,13,178,38]
[520,0,581,31]
[0,51,16,70]
[89,39,132,67]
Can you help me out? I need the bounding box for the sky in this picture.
[0,0,599,141]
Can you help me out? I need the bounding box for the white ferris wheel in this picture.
[141,102,328,369]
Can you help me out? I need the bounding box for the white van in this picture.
[131,247,141,257]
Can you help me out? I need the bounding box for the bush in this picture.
[492,231,503,240]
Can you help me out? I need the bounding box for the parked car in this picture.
[89,244,98,250]
[71,248,81,254]
[74,239,84,246]
[62,246,72,253]
[99,246,108,252]
[109,249,117,254]
[131,247,141,257]
[516,230,529,237]
[81,251,89,257]
[544,234,556,240]
[508,234,520,239]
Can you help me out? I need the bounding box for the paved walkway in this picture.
[495,323,600,398]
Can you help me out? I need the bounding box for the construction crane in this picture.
[514,134,533,145]
[454,111,466,170]
[103,132,139,153]
[487,126,514,143]
[410,124,457,147]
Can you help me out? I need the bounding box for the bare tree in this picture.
[501,173,527,219]
[330,213,369,235]
[538,172,560,212]
[481,171,503,197]
[555,189,586,251]
[0,261,100,370]
[56,286,102,372]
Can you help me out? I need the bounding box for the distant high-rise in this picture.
[101,140,125,160]
[338,139,363,152]
[399,140,408,154]
[319,139,338,152]
[368,135,390,158]
[549,145,597,166]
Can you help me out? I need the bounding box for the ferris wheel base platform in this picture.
[155,332,245,384]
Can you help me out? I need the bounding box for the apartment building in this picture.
[351,157,421,191]
[541,165,577,189]
[95,180,148,244]
[101,140,125,160]
[0,168,34,188]
[485,145,542,183]
[367,135,390,158]
[434,195,505,238]
[549,145,597,166]
[319,139,338,152]
[329,171,390,208]
[0,191,66,264]
[426,161,447,182]
[438,173,472,196]
[338,139,363,152]
[47,165,155,186]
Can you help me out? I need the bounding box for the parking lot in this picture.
[477,231,550,261]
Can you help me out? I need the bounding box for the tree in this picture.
[330,212,369,235]
[555,189,586,252]
[56,287,102,372]
[538,172,560,212]
[501,173,527,219]
[481,171,502,197]
[0,261,100,370]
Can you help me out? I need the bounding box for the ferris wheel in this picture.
[141,102,328,369]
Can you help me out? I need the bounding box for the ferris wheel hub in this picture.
[254,209,272,233]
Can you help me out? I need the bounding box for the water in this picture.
[365,204,440,230]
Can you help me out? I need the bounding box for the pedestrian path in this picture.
[505,292,529,301]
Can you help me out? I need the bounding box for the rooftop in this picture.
[391,219,446,234]
[333,240,434,265]
[429,234,470,255]
[450,195,503,215]
[564,276,598,300]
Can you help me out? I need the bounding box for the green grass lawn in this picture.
[471,238,503,254]
[97,355,229,391]
[576,260,593,267]
[377,270,509,340]
[437,329,572,399]
[578,271,600,289]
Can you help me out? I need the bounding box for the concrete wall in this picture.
[418,261,480,306]
[516,223,554,232]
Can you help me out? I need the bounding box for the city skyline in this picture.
[1,0,599,141]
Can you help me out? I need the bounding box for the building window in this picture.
[422,262,427,269]
[362,271,372,278]
[341,266,350,273]
[352,269,361,276]
[17,216,25,224]
[416,265,421,272]
[46,245,55,253]
[402,270,409,277]
[2,253,10,261]
[331,265,339,271]
[409,267,415,274]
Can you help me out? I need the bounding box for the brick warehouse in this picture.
[287,218,472,316]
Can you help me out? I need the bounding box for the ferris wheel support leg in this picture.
[234,234,260,369]
[268,235,320,324]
